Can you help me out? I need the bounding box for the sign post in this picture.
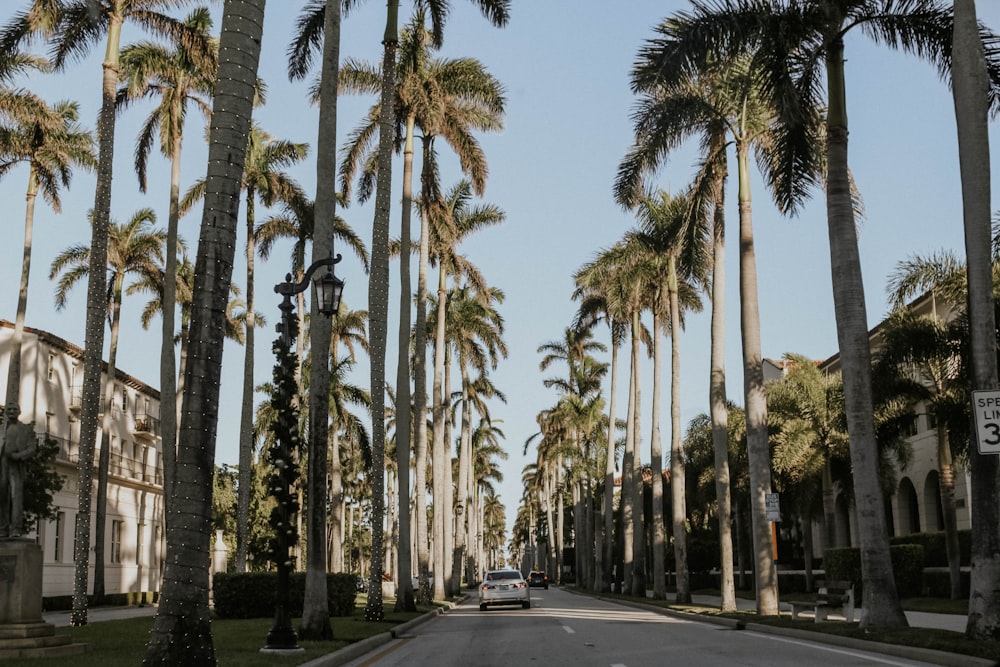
[972,390,1000,455]
[765,493,780,559]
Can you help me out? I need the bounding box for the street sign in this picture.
[765,492,780,522]
[972,390,1000,455]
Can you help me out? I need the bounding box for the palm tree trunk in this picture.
[71,11,122,630]
[649,308,665,600]
[453,367,472,592]
[431,267,448,601]
[602,338,618,593]
[708,176,736,612]
[301,0,342,639]
[236,200,256,573]
[935,427,961,601]
[4,172,37,414]
[93,281,124,602]
[953,0,1000,640]
[736,138,778,616]
[394,112,417,612]
[824,38,906,629]
[363,0,399,623]
[621,317,638,595]
[669,272,690,604]
[144,1,264,659]
[160,127,182,522]
[413,137,432,605]
[630,313,645,597]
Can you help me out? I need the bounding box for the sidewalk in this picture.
[690,593,967,632]
[43,604,158,627]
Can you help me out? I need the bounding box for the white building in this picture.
[0,320,165,600]
[810,291,971,551]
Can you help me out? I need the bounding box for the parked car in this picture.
[479,569,530,611]
[527,570,548,589]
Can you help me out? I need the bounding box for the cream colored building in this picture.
[0,320,165,599]
[807,291,971,552]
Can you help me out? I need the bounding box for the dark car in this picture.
[527,570,548,589]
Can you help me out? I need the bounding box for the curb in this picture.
[563,587,996,667]
[299,596,467,667]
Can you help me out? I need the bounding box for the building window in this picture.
[47,353,56,382]
[45,413,54,435]
[121,387,128,413]
[111,520,123,564]
[53,512,65,562]
[137,523,145,566]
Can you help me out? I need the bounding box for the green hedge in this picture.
[890,530,971,567]
[823,544,924,597]
[43,591,159,612]
[212,572,357,619]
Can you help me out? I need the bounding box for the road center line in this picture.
[562,625,575,634]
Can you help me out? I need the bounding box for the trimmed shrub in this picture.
[823,544,924,598]
[891,530,971,567]
[213,572,357,619]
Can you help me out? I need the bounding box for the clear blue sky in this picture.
[2,1,999,543]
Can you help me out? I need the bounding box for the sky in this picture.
[2,1,1000,544]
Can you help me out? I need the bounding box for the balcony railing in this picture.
[69,384,83,411]
[133,414,161,439]
[45,432,163,487]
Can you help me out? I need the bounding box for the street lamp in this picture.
[262,254,344,655]
[274,254,345,345]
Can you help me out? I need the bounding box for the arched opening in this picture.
[924,471,943,532]
[897,478,920,535]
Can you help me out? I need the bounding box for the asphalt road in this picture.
[339,586,947,667]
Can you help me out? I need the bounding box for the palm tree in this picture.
[284,0,347,637]
[421,180,503,598]
[440,285,507,591]
[631,190,708,602]
[356,0,509,621]
[115,6,216,512]
[145,2,266,660]
[622,35,826,613]
[50,208,166,602]
[952,0,1000,638]
[336,8,506,606]
[574,260,630,593]
[0,98,95,410]
[183,124,308,576]
[0,0,207,628]
[117,7,217,525]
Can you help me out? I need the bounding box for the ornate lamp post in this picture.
[262,255,343,654]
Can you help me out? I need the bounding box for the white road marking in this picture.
[746,631,930,666]
[562,625,575,634]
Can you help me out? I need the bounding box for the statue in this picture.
[0,403,37,538]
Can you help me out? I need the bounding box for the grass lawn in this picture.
[28,599,437,667]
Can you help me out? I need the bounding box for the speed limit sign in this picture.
[972,390,1000,454]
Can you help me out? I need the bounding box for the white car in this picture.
[478,569,530,611]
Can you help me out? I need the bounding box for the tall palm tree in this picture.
[50,208,166,601]
[574,259,630,593]
[283,0,346,637]
[359,0,509,621]
[421,180,503,598]
[631,190,708,602]
[658,0,1000,628]
[115,5,216,514]
[952,0,1000,638]
[622,39,824,613]
[0,98,95,410]
[183,123,308,574]
[1,0,206,628]
[145,1,265,660]
[337,9,505,606]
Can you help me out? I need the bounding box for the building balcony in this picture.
[69,384,83,411]
[133,414,160,440]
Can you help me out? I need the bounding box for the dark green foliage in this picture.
[891,545,926,597]
[891,530,971,567]
[212,463,274,570]
[212,572,358,619]
[824,545,925,598]
[22,434,64,534]
[924,569,971,598]
[43,591,159,611]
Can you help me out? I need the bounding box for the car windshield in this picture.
[487,571,521,582]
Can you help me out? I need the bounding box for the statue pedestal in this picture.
[0,539,42,624]
[0,539,86,659]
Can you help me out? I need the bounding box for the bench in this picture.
[788,580,855,623]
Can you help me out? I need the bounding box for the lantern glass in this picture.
[314,269,345,316]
